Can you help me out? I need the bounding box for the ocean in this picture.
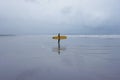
[0,35,120,80]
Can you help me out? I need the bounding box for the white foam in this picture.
[67,35,120,38]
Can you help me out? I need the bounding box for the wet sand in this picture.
[0,35,120,80]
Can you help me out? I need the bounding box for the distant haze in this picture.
[0,0,120,35]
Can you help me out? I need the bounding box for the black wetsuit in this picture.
[58,33,60,44]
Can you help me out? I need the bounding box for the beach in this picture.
[0,35,120,80]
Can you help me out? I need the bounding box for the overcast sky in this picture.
[0,0,120,35]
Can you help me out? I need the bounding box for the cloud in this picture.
[0,0,120,34]
[25,0,37,2]
[61,7,72,14]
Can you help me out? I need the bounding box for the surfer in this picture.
[58,33,60,44]
[58,33,60,54]
[52,33,67,55]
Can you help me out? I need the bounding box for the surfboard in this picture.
[52,36,67,40]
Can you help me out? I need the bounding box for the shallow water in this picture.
[0,35,120,80]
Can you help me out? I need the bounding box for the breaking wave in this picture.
[68,35,120,38]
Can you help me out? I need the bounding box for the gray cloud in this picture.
[25,0,36,2]
[61,7,72,14]
[0,0,120,34]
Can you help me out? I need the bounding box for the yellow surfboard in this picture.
[52,36,67,40]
